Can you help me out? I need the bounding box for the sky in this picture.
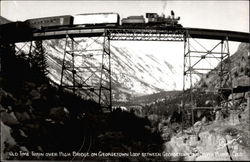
[1,1,249,91]
[1,1,249,32]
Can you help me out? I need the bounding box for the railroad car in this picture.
[25,15,73,30]
[73,13,120,27]
[121,16,145,25]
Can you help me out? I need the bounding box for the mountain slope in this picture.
[197,43,250,90]
[16,38,183,101]
[0,16,11,25]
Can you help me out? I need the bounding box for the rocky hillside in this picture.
[162,111,250,161]
[197,43,250,90]
[195,43,250,110]
[0,16,11,25]
[158,43,250,161]
[1,44,165,161]
[139,43,250,122]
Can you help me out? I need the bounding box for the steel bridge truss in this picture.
[11,28,235,115]
[183,33,234,126]
[59,28,186,110]
[13,35,112,111]
[108,28,185,41]
[59,33,112,110]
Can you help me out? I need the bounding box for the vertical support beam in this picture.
[182,34,187,132]
[218,40,227,108]
[28,41,33,66]
[220,40,224,90]
[39,40,45,75]
[187,36,195,127]
[226,37,234,108]
[98,38,105,105]
[60,35,77,94]
[99,31,112,111]
[184,33,195,127]
[225,37,235,124]
[183,31,195,131]
[217,37,234,110]
[71,38,76,94]
[60,34,69,90]
[108,34,112,110]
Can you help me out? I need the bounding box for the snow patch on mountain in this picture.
[16,38,184,99]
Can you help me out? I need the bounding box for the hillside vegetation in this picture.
[0,44,165,161]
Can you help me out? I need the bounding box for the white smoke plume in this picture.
[162,0,167,14]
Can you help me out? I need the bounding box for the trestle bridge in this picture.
[1,24,249,126]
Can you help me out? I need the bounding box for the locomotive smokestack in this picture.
[171,10,175,19]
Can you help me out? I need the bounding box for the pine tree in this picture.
[30,41,49,82]
[31,40,49,81]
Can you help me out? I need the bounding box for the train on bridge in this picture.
[0,11,182,33]
[2,11,249,44]
[122,11,182,28]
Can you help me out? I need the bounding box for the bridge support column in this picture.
[60,35,98,97]
[99,31,112,111]
[59,34,112,111]
[183,34,234,128]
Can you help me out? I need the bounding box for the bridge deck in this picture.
[0,25,249,43]
[186,28,250,43]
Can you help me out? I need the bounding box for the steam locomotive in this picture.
[121,11,182,27]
